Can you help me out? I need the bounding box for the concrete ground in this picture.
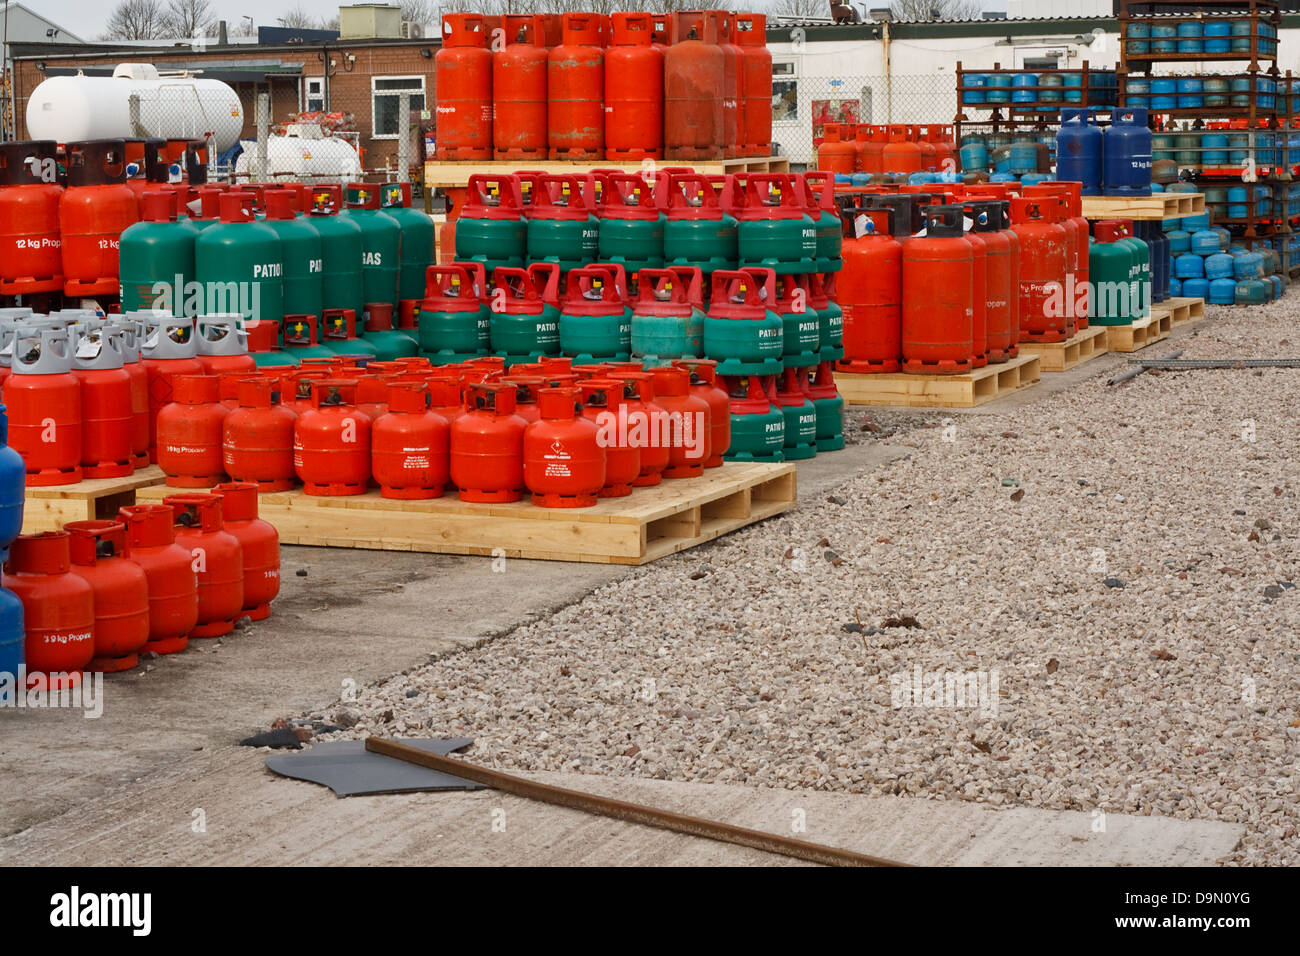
[0,321,1242,865]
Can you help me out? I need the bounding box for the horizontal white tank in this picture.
[26,64,245,152]
[234,125,363,184]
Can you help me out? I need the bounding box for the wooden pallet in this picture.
[139,461,796,566]
[21,466,167,534]
[1081,193,1204,221]
[1103,310,1173,353]
[1164,296,1205,325]
[425,156,790,189]
[834,353,1041,408]
[1016,325,1109,373]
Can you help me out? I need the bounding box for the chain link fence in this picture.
[771,74,958,167]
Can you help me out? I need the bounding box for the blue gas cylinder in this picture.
[1175,253,1205,279]
[0,585,22,677]
[1208,276,1236,304]
[1104,108,1152,196]
[1056,108,1104,196]
[0,405,25,561]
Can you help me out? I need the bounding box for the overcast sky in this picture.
[30,0,361,40]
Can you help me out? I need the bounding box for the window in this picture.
[304,77,325,112]
[772,62,797,122]
[372,76,426,138]
[773,62,795,76]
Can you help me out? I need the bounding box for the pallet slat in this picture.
[1102,310,1173,353]
[1164,296,1205,325]
[21,466,168,534]
[1081,193,1205,221]
[425,156,790,189]
[1017,325,1109,372]
[834,354,1041,408]
[138,462,796,566]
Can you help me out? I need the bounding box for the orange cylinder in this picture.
[605,12,664,161]
[648,365,710,477]
[212,481,280,621]
[66,520,150,673]
[664,10,724,161]
[293,378,372,496]
[965,201,1015,365]
[74,332,135,479]
[223,376,297,491]
[1024,181,1089,330]
[524,385,605,507]
[579,378,639,497]
[436,14,493,160]
[882,125,922,175]
[3,532,95,688]
[4,325,83,486]
[964,224,989,369]
[0,140,64,295]
[817,123,857,173]
[371,381,450,499]
[838,207,903,373]
[901,205,973,375]
[117,504,198,655]
[673,358,730,467]
[709,10,741,161]
[157,374,229,487]
[164,493,243,639]
[59,139,139,297]
[494,14,549,160]
[854,125,886,175]
[1009,196,1070,344]
[449,382,526,502]
[606,371,668,486]
[112,321,153,471]
[734,13,771,158]
[548,13,605,160]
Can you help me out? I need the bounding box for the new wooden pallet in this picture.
[425,156,790,189]
[1081,193,1205,221]
[833,353,1041,408]
[1103,310,1173,353]
[1165,296,1205,325]
[21,466,167,534]
[1017,324,1109,372]
[139,462,796,566]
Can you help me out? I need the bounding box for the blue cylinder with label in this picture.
[1056,108,1104,195]
[1103,108,1152,196]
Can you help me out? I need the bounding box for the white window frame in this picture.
[371,75,426,140]
[772,61,799,126]
[303,76,326,112]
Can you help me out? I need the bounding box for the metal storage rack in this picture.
[1117,0,1290,251]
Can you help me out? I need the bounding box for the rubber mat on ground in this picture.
[265,737,485,797]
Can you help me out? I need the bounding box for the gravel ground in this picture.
[322,302,1299,866]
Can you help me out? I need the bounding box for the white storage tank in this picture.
[25,64,245,152]
[234,124,363,184]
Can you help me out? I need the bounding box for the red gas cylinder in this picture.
[501,376,545,423]
[901,205,973,375]
[294,379,372,496]
[1024,181,1089,330]
[117,503,198,654]
[928,124,956,173]
[494,14,548,159]
[449,381,527,502]
[604,13,663,161]
[882,125,922,175]
[66,520,150,673]
[912,126,937,172]
[817,124,857,173]
[355,374,394,422]
[211,481,279,621]
[60,139,139,297]
[4,325,83,486]
[164,493,243,639]
[962,215,990,369]
[284,368,329,413]
[1009,195,1070,343]
[706,10,741,160]
[672,357,730,467]
[0,140,64,295]
[664,10,724,161]
[157,374,229,487]
[223,376,297,491]
[578,377,638,497]
[548,13,606,160]
[73,326,135,478]
[854,125,886,175]
[196,315,257,376]
[648,365,710,477]
[964,200,1015,365]
[110,320,153,470]
[3,532,95,688]
[139,314,204,462]
[428,378,465,424]
[436,13,494,160]
[837,206,903,373]
[371,381,450,499]
[733,12,771,158]
[605,371,667,486]
[523,385,605,507]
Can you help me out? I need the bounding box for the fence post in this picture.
[254,91,270,184]
[396,91,411,183]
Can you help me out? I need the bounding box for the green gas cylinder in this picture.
[526,174,599,272]
[195,192,283,325]
[456,174,528,272]
[806,362,844,452]
[382,182,435,305]
[319,308,377,359]
[360,302,419,360]
[1088,220,1135,325]
[801,172,843,273]
[262,188,323,324]
[488,266,561,366]
[342,182,401,311]
[630,266,705,366]
[280,315,336,361]
[559,265,631,365]
[722,373,784,463]
[597,172,666,274]
[1114,221,1151,320]
[771,368,817,460]
[735,174,818,274]
[809,273,843,363]
[703,267,784,377]
[306,184,365,322]
[118,190,198,315]
[418,263,490,364]
[663,173,738,273]
[776,274,821,369]
[245,319,299,368]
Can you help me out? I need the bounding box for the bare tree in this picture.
[277,4,323,29]
[399,0,437,28]
[890,0,982,21]
[771,0,827,17]
[103,0,168,39]
[163,0,214,38]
